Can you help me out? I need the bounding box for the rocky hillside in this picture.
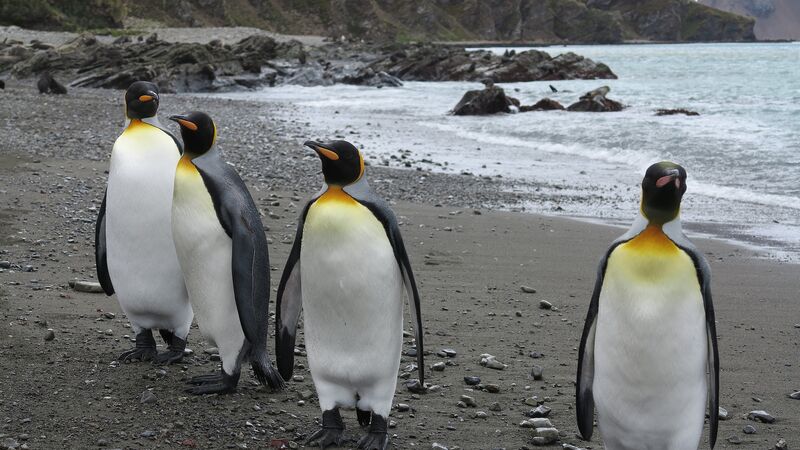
[0,0,755,43]
[699,0,800,40]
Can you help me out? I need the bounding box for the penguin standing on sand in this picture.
[96,81,191,364]
[576,162,719,449]
[276,140,424,449]
[169,111,284,394]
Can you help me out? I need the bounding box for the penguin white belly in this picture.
[105,120,191,336]
[300,189,404,417]
[171,157,245,374]
[594,227,707,450]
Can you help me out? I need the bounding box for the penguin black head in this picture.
[169,111,217,156]
[640,161,687,225]
[125,81,160,119]
[305,140,364,186]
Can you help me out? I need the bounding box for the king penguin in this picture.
[95,81,192,365]
[275,140,424,450]
[169,111,284,395]
[576,162,719,449]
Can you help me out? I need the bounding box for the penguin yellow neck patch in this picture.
[624,225,679,254]
[176,154,200,176]
[316,186,358,205]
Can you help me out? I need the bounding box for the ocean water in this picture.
[216,43,800,261]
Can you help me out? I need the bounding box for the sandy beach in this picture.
[0,81,797,450]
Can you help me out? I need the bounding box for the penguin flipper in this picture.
[275,202,313,381]
[193,153,270,351]
[576,242,623,441]
[678,244,719,449]
[345,179,425,384]
[94,190,114,296]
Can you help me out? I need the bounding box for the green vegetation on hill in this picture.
[0,0,755,43]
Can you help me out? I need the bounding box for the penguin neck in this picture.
[319,184,357,205]
[125,115,161,130]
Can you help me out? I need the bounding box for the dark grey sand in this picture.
[0,81,798,449]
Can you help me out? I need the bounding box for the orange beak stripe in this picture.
[317,147,340,161]
[139,95,154,102]
[177,119,198,131]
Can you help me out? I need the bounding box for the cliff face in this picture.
[699,0,800,40]
[0,0,755,43]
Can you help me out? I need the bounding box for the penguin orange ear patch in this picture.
[139,95,154,102]
[177,119,198,131]
[317,147,340,161]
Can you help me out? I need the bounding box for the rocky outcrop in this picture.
[700,0,800,40]
[452,86,519,116]
[368,45,617,83]
[567,86,624,112]
[0,33,618,92]
[1,0,756,44]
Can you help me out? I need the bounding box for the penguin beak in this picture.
[305,140,339,161]
[655,169,680,189]
[139,92,157,103]
[169,115,198,131]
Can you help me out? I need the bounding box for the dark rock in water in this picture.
[549,84,558,92]
[656,108,700,116]
[37,72,67,94]
[452,86,519,116]
[0,79,4,89]
[520,98,565,112]
[567,86,623,112]
[747,410,775,423]
[342,68,403,87]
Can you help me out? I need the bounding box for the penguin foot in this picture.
[118,330,157,363]
[185,370,239,395]
[153,334,186,365]
[357,414,389,450]
[306,409,346,448]
[186,373,223,385]
[357,409,372,427]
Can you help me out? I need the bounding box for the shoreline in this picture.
[0,82,798,449]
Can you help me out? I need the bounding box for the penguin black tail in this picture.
[251,349,286,391]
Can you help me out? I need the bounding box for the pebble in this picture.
[2,438,19,449]
[474,411,488,419]
[0,261,10,269]
[432,362,446,372]
[726,435,742,445]
[71,280,104,293]
[743,424,757,434]
[520,285,537,294]
[140,430,157,439]
[292,375,304,382]
[524,397,539,406]
[204,347,219,355]
[431,444,448,450]
[562,444,587,450]
[296,389,314,400]
[463,376,481,386]
[140,390,157,404]
[479,354,507,370]
[104,329,114,336]
[44,329,55,341]
[747,410,776,423]
[718,406,729,420]
[789,391,800,400]
[531,427,559,446]
[538,300,552,310]
[103,312,116,319]
[529,351,543,359]
[406,379,427,394]
[775,438,788,449]
[484,384,500,393]
[460,395,477,407]
[488,402,502,412]
[396,403,410,412]
[531,365,543,380]
[440,348,457,357]
[520,418,552,428]
[526,405,552,418]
